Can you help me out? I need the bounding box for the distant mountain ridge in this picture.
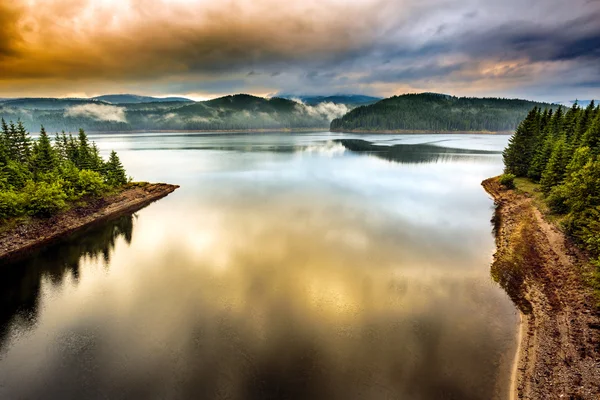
[331,93,557,133]
[92,94,194,104]
[0,92,572,133]
[0,98,109,110]
[0,94,334,132]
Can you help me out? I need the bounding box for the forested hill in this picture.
[330,93,555,132]
[0,94,348,133]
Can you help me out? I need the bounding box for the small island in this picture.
[0,119,178,261]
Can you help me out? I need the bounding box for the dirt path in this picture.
[482,177,600,399]
[0,183,178,262]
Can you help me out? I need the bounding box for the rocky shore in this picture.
[482,177,600,399]
[0,183,178,262]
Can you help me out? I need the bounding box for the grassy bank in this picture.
[511,176,600,302]
[483,176,600,399]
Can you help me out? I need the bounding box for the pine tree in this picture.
[563,103,579,142]
[1,118,9,153]
[541,135,570,194]
[504,108,539,176]
[0,133,7,167]
[5,121,19,161]
[54,132,68,162]
[573,101,595,146]
[90,143,105,173]
[528,130,554,181]
[77,129,93,170]
[565,146,592,179]
[580,112,600,155]
[549,106,563,137]
[15,120,32,164]
[105,150,127,186]
[66,134,79,164]
[31,126,57,175]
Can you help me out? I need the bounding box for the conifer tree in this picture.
[1,118,9,151]
[66,134,79,164]
[31,126,57,175]
[0,133,7,167]
[504,108,538,176]
[54,132,68,162]
[541,135,570,194]
[15,120,32,164]
[549,106,563,137]
[528,130,554,181]
[90,143,105,173]
[77,129,93,170]
[573,101,595,146]
[5,121,19,161]
[580,112,600,155]
[105,150,127,186]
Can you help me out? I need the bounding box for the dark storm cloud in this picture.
[453,12,600,62]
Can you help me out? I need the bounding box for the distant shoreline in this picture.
[0,183,178,262]
[330,128,513,134]
[81,128,513,135]
[85,128,330,134]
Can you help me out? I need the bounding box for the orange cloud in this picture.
[0,0,388,87]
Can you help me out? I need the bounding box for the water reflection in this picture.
[0,133,516,400]
[337,138,501,164]
[0,215,134,349]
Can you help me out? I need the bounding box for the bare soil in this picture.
[0,183,178,262]
[482,177,600,399]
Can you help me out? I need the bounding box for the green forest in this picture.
[0,95,334,132]
[0,119,128,219]
[330,93,553,132]
[503,101,600,271]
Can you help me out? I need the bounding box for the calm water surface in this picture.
[0,132,517,399]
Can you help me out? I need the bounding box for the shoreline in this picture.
[0,183,179,262]
[482,177,600,399]
[508,313,524,400]
[85,128,329,134]
[331,128,512,134]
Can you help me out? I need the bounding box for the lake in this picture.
[0,132,517,400]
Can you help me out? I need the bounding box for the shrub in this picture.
[22,180,67,217]
[4,160,32,190]
[0,190,25,219]
[75,169,107,197]
[499,173,516,189]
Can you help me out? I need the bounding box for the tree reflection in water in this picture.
[0,214,135,349]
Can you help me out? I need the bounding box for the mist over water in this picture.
[0,132,517,399]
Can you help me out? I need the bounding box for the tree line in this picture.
[0,95,332,133]
[503,101,600,264]
[330,93,553,132]
[0,119,128,219]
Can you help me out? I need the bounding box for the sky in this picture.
[0,0,599,102]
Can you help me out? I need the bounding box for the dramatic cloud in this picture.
[0,0,598,101]
[64,104,127,123]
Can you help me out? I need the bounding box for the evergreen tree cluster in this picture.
[330,93,553,132]
[503,101,600,261]
[0,120,128,219]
